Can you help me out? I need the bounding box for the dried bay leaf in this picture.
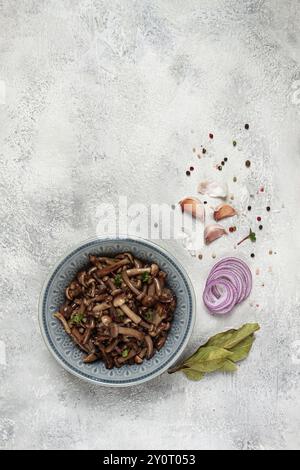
[229,334,256,362]
[168,323,260,381]
[204,323,260,350]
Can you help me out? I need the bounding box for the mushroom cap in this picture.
[113,294,126,307]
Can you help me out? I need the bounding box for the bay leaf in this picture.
[204,323,260,350]
[182,368,205,381]
[229,334,255,362]
[181,346,233,373]
[218,360,238,373]
[168,323,260,381]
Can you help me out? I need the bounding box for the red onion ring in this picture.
[203,257,252,315]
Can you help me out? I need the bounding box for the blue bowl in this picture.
[39,236,196,387]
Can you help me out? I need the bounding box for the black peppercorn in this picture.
[266,206,271,212]
[224,157,228,162]
[245,160,251,168]
[251,253,255,258]
[245,124,249,130]
[186,170,191,176]
[248,206,252,211]
[218,166,222,171]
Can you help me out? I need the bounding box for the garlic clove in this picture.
[179,197,205,223]
[197,180,228,199]
[214,204,237,221]
[204,224,227,244]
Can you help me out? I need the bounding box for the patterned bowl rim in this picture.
[38,235,196,387]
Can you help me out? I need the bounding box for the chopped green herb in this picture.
[70,313,85,325]
[116,308,125,320]
[237,229,256,246]
[122,348,129,358]
[249,229,256,242]
[144,309,154,322]
[114,274,122,287]
[142,272,150,283]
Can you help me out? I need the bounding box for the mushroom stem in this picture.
[126,268,151,277]
[113,295,142,324]
[118,327,144,341]
[121,271,142,296]
[97,258,130,277]
[92,302,111,313]
[83,353,98,363]
[54,312,71,335]
[154,278,162,297]
[144,335,154,359]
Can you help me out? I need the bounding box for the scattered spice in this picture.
[209,133,214,139]
[202,148,207,154]
[257,216,262,222]
[237,229,256,246]
[224,157,228,162]
[259,225,263,230]
[218,166,222,171]
[266,206,271,212]
[233,177,237,183]
[186,170,191,176]
[221,161,225,166]
[248,206,252,211]
[204,201,208,205]
[198,254,203,260]
[245,124,249,130]
[245,160,251,168]
[190,166,194,171]
[260,187,264,192]
[251,253,255,258]
[233,140,237,147]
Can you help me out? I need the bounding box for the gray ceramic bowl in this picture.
[39,236,196,387]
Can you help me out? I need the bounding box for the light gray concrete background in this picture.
[1,0,300,450]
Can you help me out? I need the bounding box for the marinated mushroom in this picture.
[54,252,176,369]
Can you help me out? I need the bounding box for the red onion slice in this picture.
[203,257,252,315]
[209,257,252,302]
[203,278,238,315]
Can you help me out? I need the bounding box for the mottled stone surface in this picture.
[0,0,300,450]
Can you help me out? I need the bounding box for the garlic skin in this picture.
[204,224,227,245]
[214,204,237,221]
[179,197,205,223]
[197,180,228,199]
